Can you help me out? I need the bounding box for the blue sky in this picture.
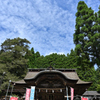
[0,0,100,56]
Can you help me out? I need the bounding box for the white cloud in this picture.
[0,0,99,56]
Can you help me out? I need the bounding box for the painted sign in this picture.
[71,87,74,100]
[25,88,31,100]
[10,97,18,100]
[81,97,88,100]
[30,86,35,100]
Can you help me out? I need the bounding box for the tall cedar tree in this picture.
[73,1,94,67]
[74,1,100,68]
[91,6,100,67]
[73,1,100,90]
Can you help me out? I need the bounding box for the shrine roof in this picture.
[83,91,100,96]
[28,67,77,72]
[24,68,78,81]
[14,67,91,85]
[13,79,26,84]
[24,69,91,84]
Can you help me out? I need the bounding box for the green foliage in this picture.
[12,94,19,97]
[26,47,40,68]
[74,1,100,68]
[28,52,67,68]
[0,37,31,94]
[97,85,100,92]
[95,68,100,92]
[73,1,100,90]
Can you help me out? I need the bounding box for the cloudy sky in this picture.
[0,0,100,56]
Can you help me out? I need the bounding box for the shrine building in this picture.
[13,66,92,100]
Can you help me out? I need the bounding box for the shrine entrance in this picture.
[37,88,65,100]
[13,66,92,98]
[35,72,67,100]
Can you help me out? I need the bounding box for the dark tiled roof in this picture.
[14,79,26,84]
[15,68,91,85]
[24,71,39,80]
[24,69,91,84]
[24,70,78,81]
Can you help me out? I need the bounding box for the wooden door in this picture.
[37,91,64,100]
[48,94,53,100]
[54,93,64,100]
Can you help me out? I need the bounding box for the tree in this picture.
[73,1,94,66]
[26,48,41,68]
[28,53,67,68]
[66,49,79,69]
[73,1,99,90]
[74,1,100,68]
[0,37,31,93]
[96,68,100,92]
[90,6,100,67]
